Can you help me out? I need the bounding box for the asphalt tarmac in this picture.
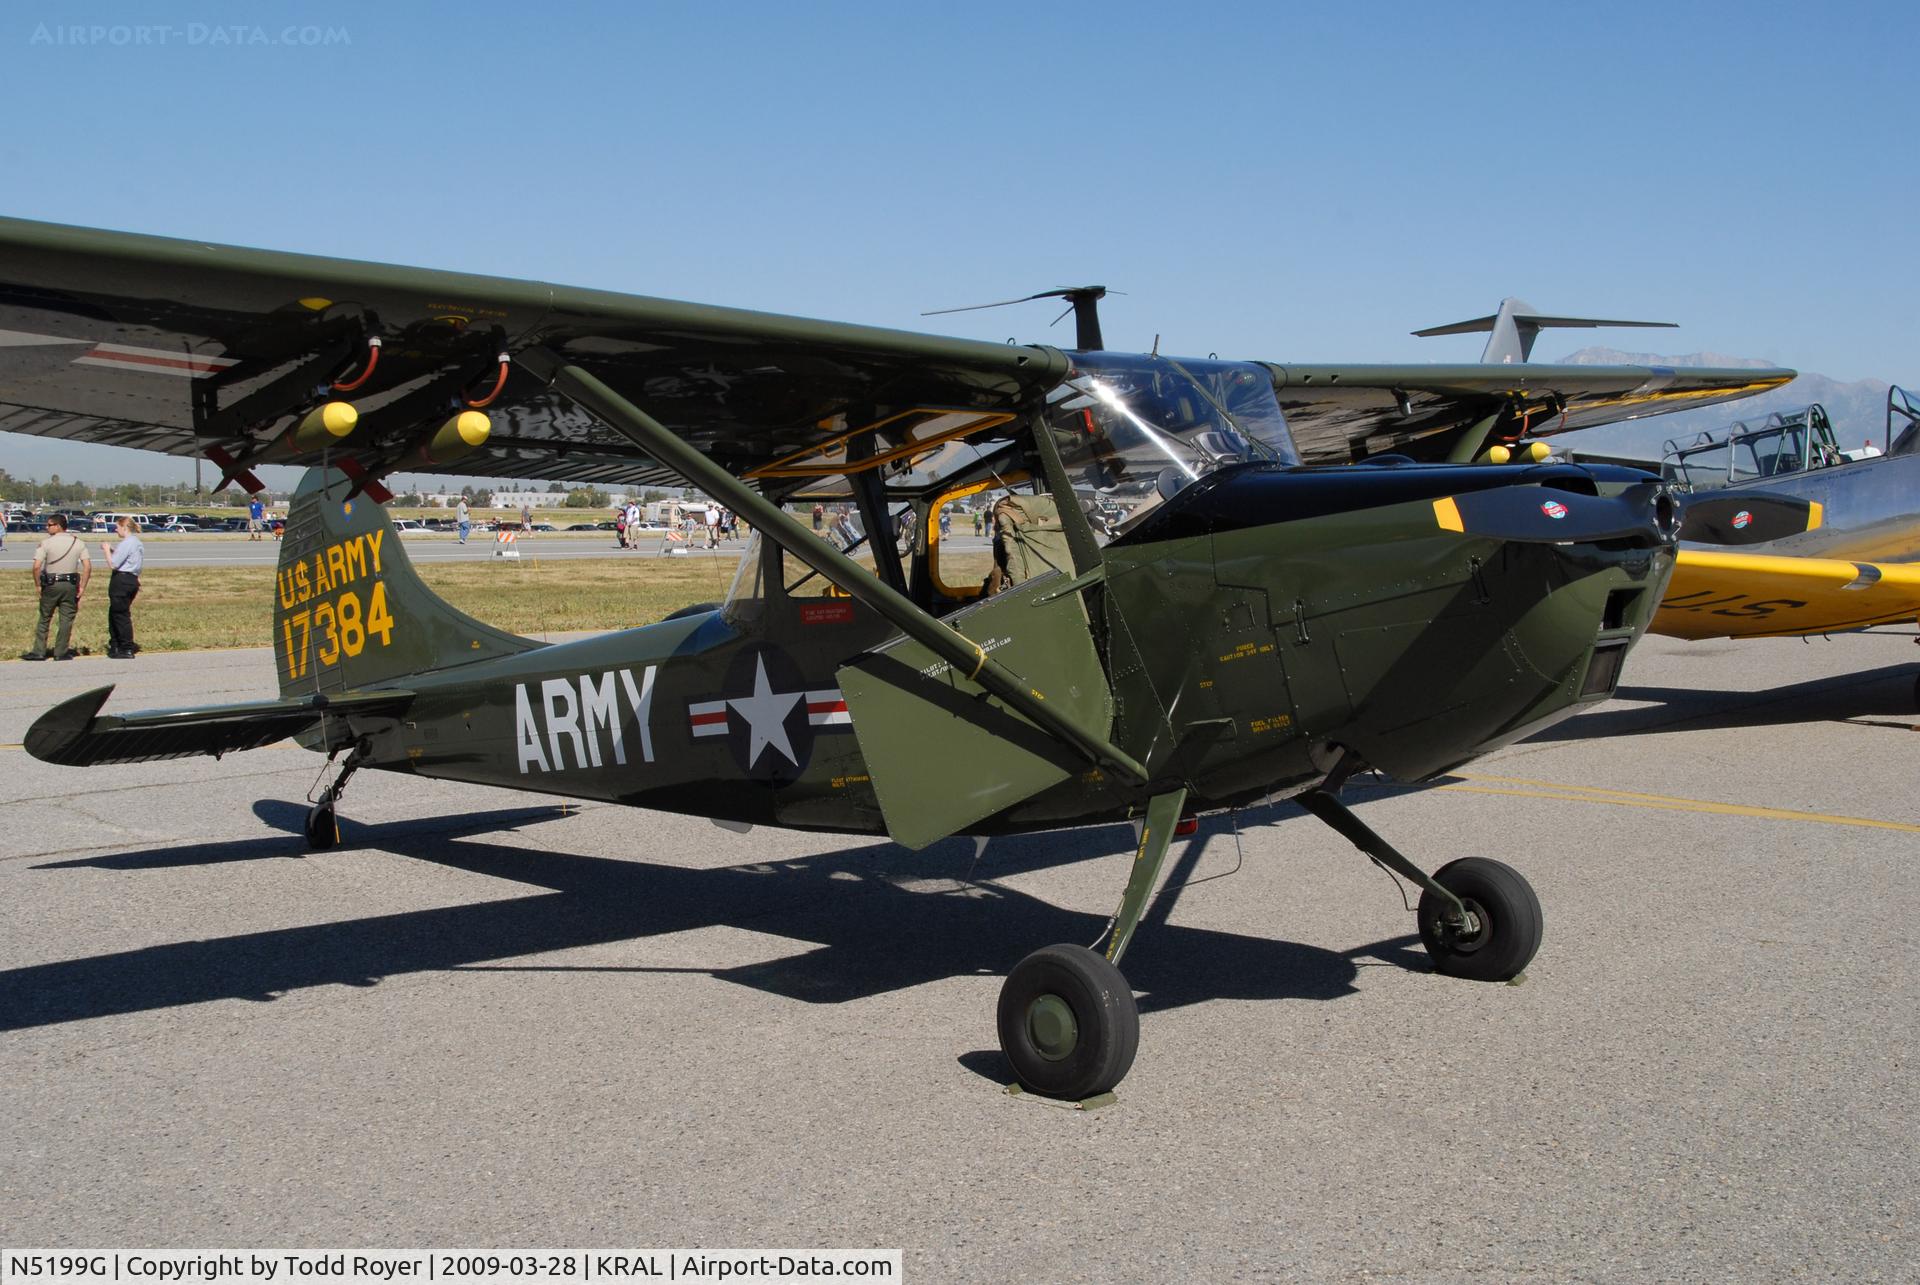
[2,630,1916,1280]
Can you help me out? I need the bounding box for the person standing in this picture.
[704,502,721,549]
[101,516,144,659]
[456,495,471,544]
[520,503,533,532]
[623,500,641,549]
[23,513,90,660]
[248,495,265,541]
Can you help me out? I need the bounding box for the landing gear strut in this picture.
[1299,782,1543,980]
[304,749,363,852]
[997,788,1185,1100]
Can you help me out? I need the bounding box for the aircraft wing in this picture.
[0,217,1066,493]
[1653,549,1920,640]
[0,216,1790,484]
[1263,362,1794,465]
[25,685,414,766]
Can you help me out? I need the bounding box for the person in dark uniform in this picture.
[23,513,90,660]
[102,515,144,659]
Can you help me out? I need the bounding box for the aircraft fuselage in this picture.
[347,462,1674,836]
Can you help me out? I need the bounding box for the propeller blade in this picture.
[921,292,1058,318]
[1677,492,1822,545]
[921,285,1116,318]
[1439,480,1675,548]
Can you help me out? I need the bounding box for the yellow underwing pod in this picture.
[416,410,492,465]
[288,401,358,450]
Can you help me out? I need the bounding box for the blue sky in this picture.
[3,0,1915,484]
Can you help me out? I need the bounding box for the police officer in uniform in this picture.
[23,513,91,660]
[102,515,144,659]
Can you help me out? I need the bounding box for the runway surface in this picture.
[2,630,1916,1279]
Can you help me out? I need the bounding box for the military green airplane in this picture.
[4,218,1809,1099]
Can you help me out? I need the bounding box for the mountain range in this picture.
[1552,346,1901,461]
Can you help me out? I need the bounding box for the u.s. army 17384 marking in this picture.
[278,531,393,680]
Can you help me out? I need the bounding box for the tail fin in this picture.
[1412,297,1677,364]
[273,468,539,697]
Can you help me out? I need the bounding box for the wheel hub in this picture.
[1026,994,1079,1061]
[1443,897,1490,954]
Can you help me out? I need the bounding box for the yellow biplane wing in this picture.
[1654,549,1920,640]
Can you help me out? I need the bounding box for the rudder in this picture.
[274,468,539,696]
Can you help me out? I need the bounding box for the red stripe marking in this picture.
[806,701,848,714]
[690,711,729,726]
[84,349,231,372]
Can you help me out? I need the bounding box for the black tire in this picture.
[996,944,1139,1099]
[304,804,339,852]
[1418,857,1542,981]
[662,601,722,622]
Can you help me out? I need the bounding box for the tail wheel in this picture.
[997,944,1139,1099]
[1418,857,1543,981]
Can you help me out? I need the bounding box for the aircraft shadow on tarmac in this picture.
[8,806,1424,1033]
[1529,661,1919,742]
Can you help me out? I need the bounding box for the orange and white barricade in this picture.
[493,529,521,559]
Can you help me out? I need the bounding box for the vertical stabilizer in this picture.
[273,468,540,697]
[1413,298,1678,364]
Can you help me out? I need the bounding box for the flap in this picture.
[836,572,1112,849]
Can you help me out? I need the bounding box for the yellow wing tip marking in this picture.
[1433,496,1464,532]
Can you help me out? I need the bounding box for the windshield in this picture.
[1047,353,1296,537]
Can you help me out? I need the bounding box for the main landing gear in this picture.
[304,749,363,852]
[994,771,1544,1101]
[997,789,1184,1101]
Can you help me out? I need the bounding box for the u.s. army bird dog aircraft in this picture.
[4,219,1811,1099]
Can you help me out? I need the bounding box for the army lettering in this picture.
[515,666,657,773]
[278,531,392,680]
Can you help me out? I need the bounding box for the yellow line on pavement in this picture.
[1449,773,1920,833]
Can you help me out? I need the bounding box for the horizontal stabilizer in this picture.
[25,685,414,766]
[1413,297,1677,363]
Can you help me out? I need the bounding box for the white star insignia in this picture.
[727,654,804,767]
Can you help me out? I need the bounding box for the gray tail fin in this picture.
[1413,297,1677,364]
[274,468,539,698]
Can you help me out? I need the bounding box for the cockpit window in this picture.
[1047,353,1296,537]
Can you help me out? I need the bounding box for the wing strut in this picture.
[514,347,1147,787]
